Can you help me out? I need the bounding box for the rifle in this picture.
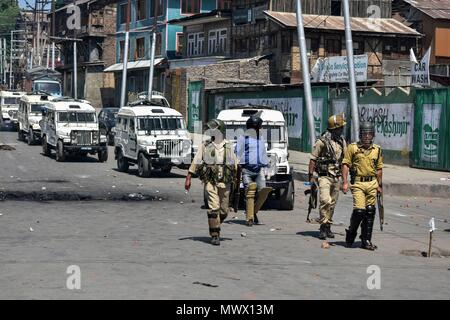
[232,165,242,213]
[304,181,318,222]
[377,192,384,231]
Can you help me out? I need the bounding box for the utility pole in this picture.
[73,41,77,99]
[0,39,3,85]
[147,32,156,97]
[295,0,316,146]
[120,0,131,108]
[342,0,360,140]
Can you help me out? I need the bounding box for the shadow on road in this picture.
[296,231,321,239]
[112,168,186,179]
[444,229,450,233]
[40,152,100,163]
[178,236,233,244]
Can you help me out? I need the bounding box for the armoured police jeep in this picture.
[114,99,192,177]
[17,93,53,144]
[0,90,26,129]
[217,105,295,210]
[40,97,108,162]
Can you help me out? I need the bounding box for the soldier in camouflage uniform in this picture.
[309,114,347,239]
[185,119,239,246]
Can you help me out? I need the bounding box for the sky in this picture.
[19,0,52,10]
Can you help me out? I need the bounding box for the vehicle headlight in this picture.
[93,131,99,140]
[156,141,164,150]
[182,140,191,151]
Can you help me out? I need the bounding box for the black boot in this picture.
[254,213,260,225]
[346,209,365,247]
[319,224,327,240]
[326,224,335,238]
[361,206,377,250]
[211,236,220,246]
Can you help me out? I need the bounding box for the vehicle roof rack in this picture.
[128,99,165,107]
[228,104,273,110]
[51,96,89,104]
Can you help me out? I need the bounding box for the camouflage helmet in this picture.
[206,119,226,135]
[327,114,346,130]
[359,121,375,135]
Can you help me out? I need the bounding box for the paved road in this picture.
[1,131,449,299]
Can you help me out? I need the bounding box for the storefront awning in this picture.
[104,58,165,72]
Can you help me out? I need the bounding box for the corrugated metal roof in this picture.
[264,11,422,36]
[404,0,450,20]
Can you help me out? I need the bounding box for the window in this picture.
[281,32,292,53]
[383,38,397,54]
[150,0,164,17]
[187,32,204,56]
[155,33,162,56]
[353,39,365,55]
[136,0,146,21]
[326,38,341,56]
[218,0,232,10]
[208,29,227,55]
[119,40,125,62]
[135,38,145,59]
[119,4,127,24]
[181,0,201,14]
[234,38,247,53]
[331,0,341,16]
[307,38,320,56]
[176,33,184,56]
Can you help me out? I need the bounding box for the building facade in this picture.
[53,0,117,108]
[108,0,221,104]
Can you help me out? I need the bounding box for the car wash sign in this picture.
[411,48,431,87]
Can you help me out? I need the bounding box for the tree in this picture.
[0,0,20,34]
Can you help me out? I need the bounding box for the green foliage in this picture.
[0,0,20,34]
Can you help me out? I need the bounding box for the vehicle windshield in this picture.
[138,117,184,132]
[104,109,119,119]
[35,82,61,95]
[30,104,45,114]
[224,123,286,149]
[58,112,96,123]
[3,97,20,105]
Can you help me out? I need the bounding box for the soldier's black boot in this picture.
[211,236,220,246]
[360,205,377,250]
[346,209,365,247]
[319,224,327,240]
[326,224,335,238]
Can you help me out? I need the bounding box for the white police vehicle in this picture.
[17,93,53,144]
[0,90,26,128]
[40,97,108,162]
[114,99,192,177]
[217,105,294,210]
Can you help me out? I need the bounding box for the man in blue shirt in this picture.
[236,115,271,226]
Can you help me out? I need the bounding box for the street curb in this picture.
[292,170,450,198]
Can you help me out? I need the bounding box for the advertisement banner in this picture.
[358,103,414,151]
[225,97,303,139]
[312,54,368,83]
[421,103,441,163]
[411,47,431,87]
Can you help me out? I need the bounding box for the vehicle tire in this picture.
[279,180,295,210]
[27,128,34,145]
[98,148,108,163]
[56,140,66,162]
[161,165,172,174]
[117,149,129,172]
[18,130,24,141]
[138,153,151,178]
[42,136,51,156]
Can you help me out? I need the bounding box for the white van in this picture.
[40,97,108,162]
[0,90,26,128]
[217,105,295,210]
[18,93,53,144]
[114,100,192,177]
